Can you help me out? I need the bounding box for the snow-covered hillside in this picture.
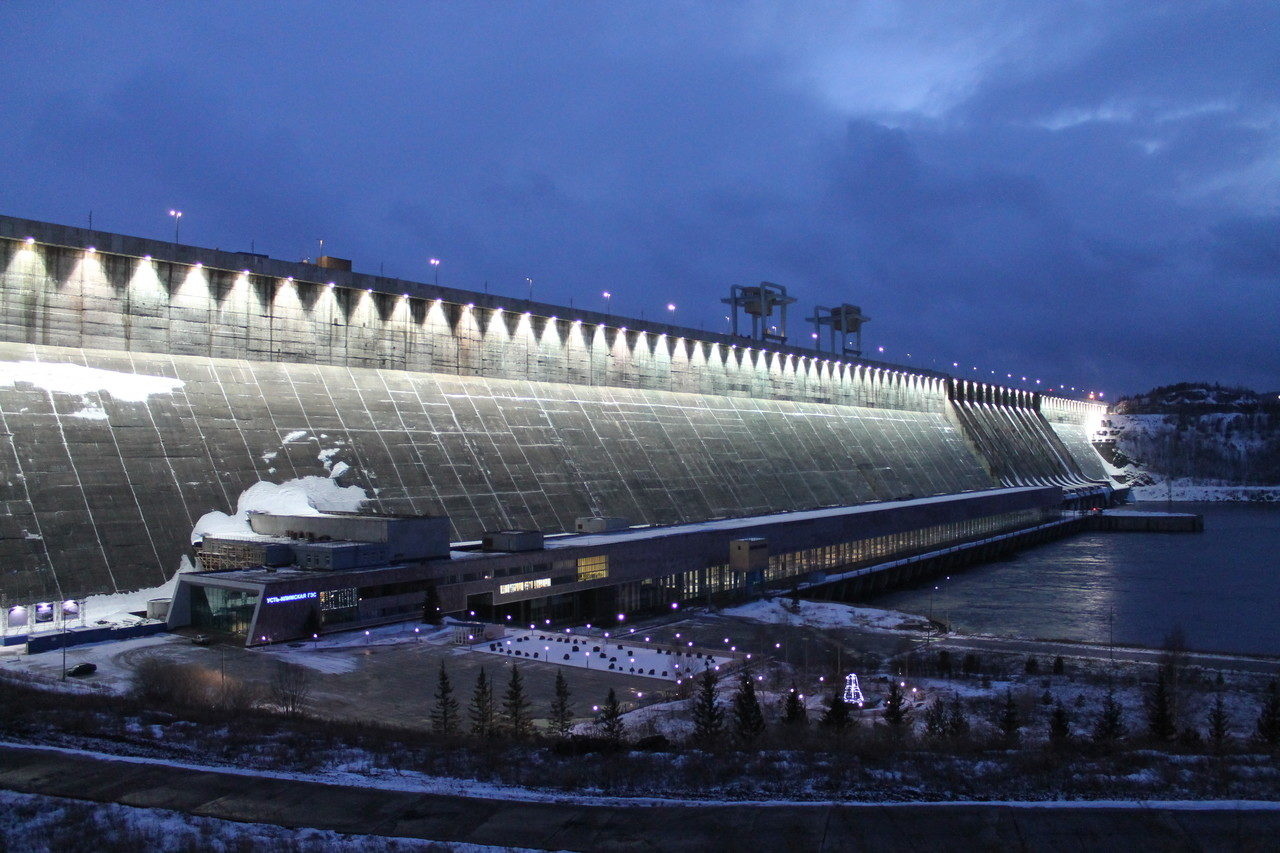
[1097,384,1280,501]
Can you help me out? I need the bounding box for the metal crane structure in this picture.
[807,303,870,358]
[722,281,797,345]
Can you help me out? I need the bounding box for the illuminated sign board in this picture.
[265,592,318,604]
[498,578,551,596]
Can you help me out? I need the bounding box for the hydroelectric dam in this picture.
[0,214,1120,643]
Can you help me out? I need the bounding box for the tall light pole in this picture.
[667,302,676,324]
[429,257,440,286]
[168,209,183,243]
[526,277,534,300]
[602,290,611,319]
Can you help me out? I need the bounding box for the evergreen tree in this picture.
[781,683,807,727]
[923,697,948,742]
[731,670,766,746]
[690,667,724,749]
[936,650,952,678]
[549,669,573,737]
[430,662,459,735]
[1052,656,1066,676]
[1092,688,1126,748]
[1146,671,1177,742]
[998,690,1021,746]
[820,691,851,733]
[1024,657,1039,676]
[1207,692,1230,754]
[1257,680,1280,749]
[882,680,910,737]
[945,695,970,741]
[502,662,532,738]
[469,668,496,739]
[596,687,625,748]
[1048,701,1071,748]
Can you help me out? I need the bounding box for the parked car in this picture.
[65,662,97,677]
[191,634,212,646]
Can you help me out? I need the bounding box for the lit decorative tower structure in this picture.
[722,282,797,344]
[807,304,870,357]
[843,673,864,705]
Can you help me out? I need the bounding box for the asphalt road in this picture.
[2,744,1277,852]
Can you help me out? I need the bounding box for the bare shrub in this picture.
[270,661,313,717]
[130,656,219,709]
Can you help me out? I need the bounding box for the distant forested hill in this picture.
[1097,384,1280,498]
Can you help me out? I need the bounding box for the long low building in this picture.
[168,486,1060,643]
[0,214,1118,642]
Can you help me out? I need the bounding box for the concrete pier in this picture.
[1087,510,1204,532]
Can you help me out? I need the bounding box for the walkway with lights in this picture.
[2,744,1277,852]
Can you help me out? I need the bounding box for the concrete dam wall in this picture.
[0,217,1110,603]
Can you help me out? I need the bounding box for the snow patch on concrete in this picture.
[282,430,309,444]
[191,476,371,544]
[0,360,184,402]
[68,405,108,420]
[724,598,924,632]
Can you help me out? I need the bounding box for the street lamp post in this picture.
[602,290,611,320]
[526,277,534,300]
[429,257,440,286]
[667,303,676,324]
[168,209,183,243]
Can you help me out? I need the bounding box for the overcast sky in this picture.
[2,2,1277,397]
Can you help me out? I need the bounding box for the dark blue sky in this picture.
[3,2,1277,397]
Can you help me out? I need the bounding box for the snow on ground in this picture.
[723,598,926,632]
[259,622,456,674]
[5,741,1280,812]
[1129,481,1280,502]
[0,360,185,401]
[2,633,175,691]
[467,628,736,683]
[191,476,371,543]
[0,789,517,852]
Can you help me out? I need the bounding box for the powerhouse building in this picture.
[0,215,1118,644]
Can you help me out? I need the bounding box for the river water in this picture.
[869,502,1280,656]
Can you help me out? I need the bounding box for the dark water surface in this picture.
[869,502,1280,656]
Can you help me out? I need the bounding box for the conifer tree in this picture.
[469,668,496,739]
[998,689,1021,746]
[731,669,766,746]
[1146,671,1177,742]
[430,662,459,735]
[923,697,948,742]
[782,683,807,728]
[820,691,851,733]
[1049,700,1071,748]
[882,680,910,737]
[549,669,573,737]
[1257,680,1280,749]
[945,694,970,741]
[1207,691,1230,754]
[1092,687,1126,749]
[502,662,532,738]
[596,687,625,748]
[691,667,724,749]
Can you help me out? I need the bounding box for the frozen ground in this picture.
[722,598,928,632]
[0,788,530,853]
